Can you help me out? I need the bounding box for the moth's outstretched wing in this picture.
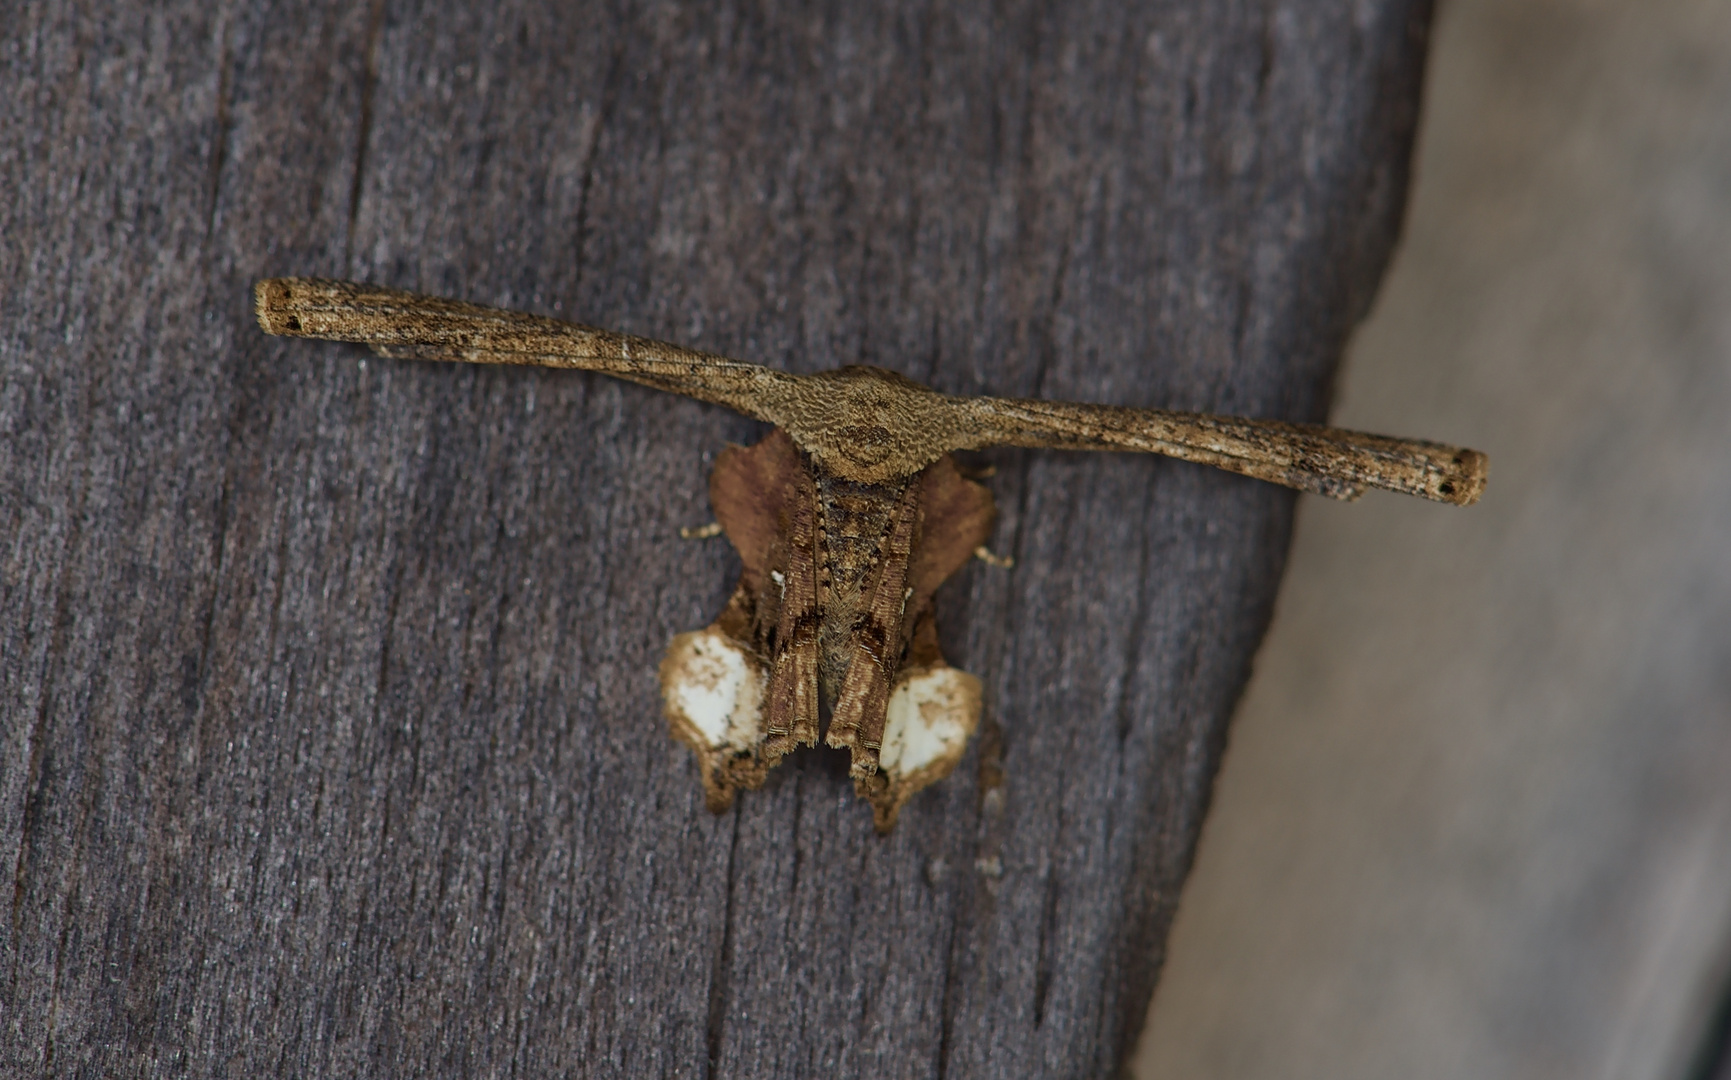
[943,395,1488,506]
[255,277,800,422]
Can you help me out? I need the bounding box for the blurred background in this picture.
[1133,0,1731,1077]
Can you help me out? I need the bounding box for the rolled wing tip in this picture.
[254,277,307,337]
[1435,447,1489,506]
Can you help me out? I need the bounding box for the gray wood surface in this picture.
[1,2,1429,1076]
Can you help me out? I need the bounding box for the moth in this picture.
[256,278,1487,831]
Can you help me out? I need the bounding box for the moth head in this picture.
[778,365,958,483]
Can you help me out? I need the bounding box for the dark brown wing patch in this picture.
[908,455,997,609]
[708,428,803,588]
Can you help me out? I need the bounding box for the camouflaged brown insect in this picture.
[256,277,1487,832]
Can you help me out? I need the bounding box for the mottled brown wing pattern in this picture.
[759,453,824,762]
[848,457,996,831]
[660,433,996,830]
[823,480,923,776]
[662,431,815,811]
[256,276,797,424]
[947,396,1489,505]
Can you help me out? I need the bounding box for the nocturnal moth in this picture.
[255,278,1486,832]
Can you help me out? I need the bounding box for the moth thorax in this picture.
[815,475,909,601]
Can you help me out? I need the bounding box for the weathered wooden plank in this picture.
[0,1,1429,1075]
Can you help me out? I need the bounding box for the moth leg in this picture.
[972,545,1014,568]
[679,521,723,540]
[854,606,982,833]
[660,584,770,813]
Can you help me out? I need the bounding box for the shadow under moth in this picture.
[256,277,1487,832]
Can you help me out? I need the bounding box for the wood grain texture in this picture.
[0,1,1430,1076]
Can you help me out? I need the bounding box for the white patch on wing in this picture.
[880,667,979,779]
[662,627,764,752]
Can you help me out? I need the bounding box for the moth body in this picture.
[813,473,913,702]
[660,430,994,832]
[252,276,1487,833]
